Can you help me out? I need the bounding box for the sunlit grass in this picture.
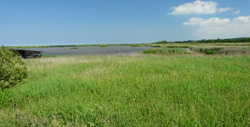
[1,55,249,126]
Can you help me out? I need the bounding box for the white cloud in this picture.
[168,0,232,15]
[233,10,240,15]
[183,16,250,39]
[233,16,250,22]
[183,17,230,26]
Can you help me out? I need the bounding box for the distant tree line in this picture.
[153,37,250,44]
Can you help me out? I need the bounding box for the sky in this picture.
[0,0,250,46]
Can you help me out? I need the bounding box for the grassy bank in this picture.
[0,55,250,126]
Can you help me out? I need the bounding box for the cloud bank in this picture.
[183,16,250,39]
[169,0,231,15]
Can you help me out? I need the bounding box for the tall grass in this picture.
[0,55,249,126]
[220,47,250,55]
[143,48,191,54]
[190,47,222,54]
[190,47,250,55]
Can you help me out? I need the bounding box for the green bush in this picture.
[205,51,216,55]
[0,46,28,90]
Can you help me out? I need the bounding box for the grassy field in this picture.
[0,54,249,126]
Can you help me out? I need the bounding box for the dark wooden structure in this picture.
[10,49,42,58]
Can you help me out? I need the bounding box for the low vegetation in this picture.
[0,54,249,126]
[166,46,189,48]
[153,37,250,43]
[220,47,249,55]
[70,45,78,49]
[190,47,250,55]
[100,45,109,47]
[190,47,222,54]
[143,48,191,55]
[130,44,144,47]
[150,45,161,48]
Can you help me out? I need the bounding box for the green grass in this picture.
[0,55,250,126]
[143,48,191,54]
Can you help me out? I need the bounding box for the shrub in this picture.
[0,46,28,90]
[205,51,216,55]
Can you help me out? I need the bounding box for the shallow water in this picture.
[21,46,152,55]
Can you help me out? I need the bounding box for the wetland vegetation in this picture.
[1,40,250,126]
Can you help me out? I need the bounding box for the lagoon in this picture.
[21,46,153,55]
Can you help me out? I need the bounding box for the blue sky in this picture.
[0,0,249,46]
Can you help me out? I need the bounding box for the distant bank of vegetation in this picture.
[153,37,250,44]
[5,37,250,49]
